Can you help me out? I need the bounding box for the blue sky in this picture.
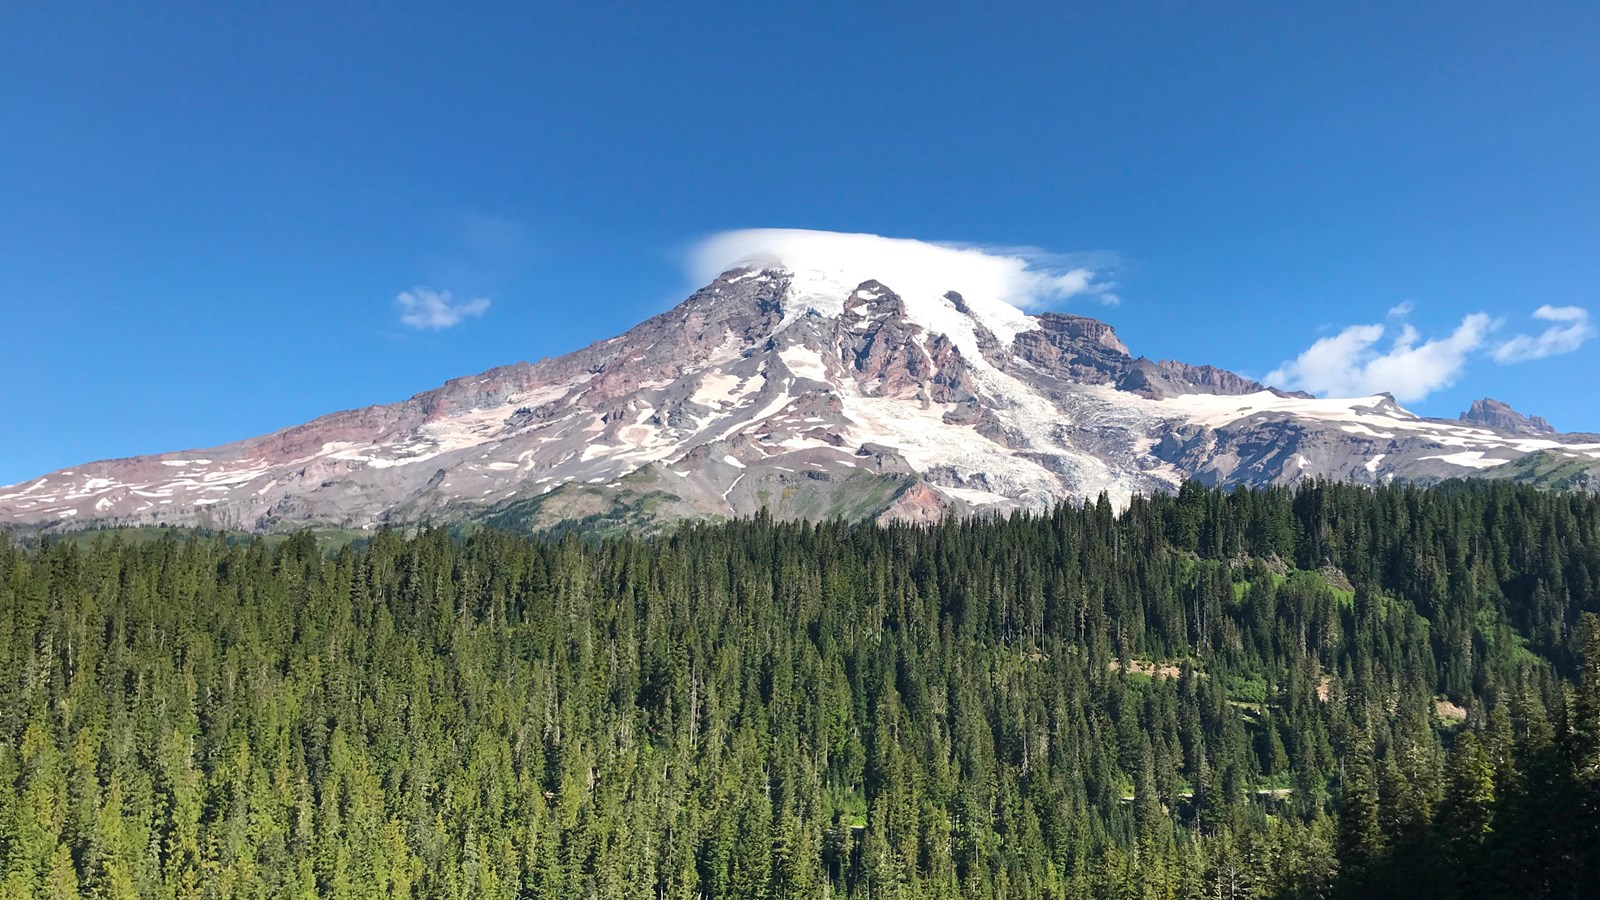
[3,2,1598,484]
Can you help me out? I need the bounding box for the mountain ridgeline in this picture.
[4,264,1599,535]
[3,479,1599,898]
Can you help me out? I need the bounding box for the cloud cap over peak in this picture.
[690,229,1120,313]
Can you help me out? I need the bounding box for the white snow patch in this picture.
[775,437,853,453]
[1419,451,1512,469]
[0,478,51,502]
[778,346,829,382]
[1341,424,1397,439]
[1153,392,1394,429]
[691,370,752,406]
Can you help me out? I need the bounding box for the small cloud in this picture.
[1492,305,1594,363]
[1266,313,1499,403]
[395,286,491,330]
[1387,300,1414,318]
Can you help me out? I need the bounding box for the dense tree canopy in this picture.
[1,479,1597,898]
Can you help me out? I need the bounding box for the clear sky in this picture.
[4,2,1598,485]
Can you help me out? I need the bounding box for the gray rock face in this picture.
[1011,313,1131,383]
[1459,398,1555,435]
[6,267,1600,534]
[1114,358,1281,400]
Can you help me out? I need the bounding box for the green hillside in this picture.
[2,480,1598,898]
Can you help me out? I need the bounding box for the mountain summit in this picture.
[6,256,1600,533]
[1458,397,1556,435]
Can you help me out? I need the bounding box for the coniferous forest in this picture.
[3,480,1600,899]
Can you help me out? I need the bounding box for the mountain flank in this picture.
[5,267,1600,534]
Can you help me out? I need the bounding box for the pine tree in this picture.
[1438,731,1495,887]
[1336,735,1385,892]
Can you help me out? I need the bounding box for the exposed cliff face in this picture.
[1006,315,1277,401]
[6,268,1600,534]
[1011,313,1133,384]
[1459,397,1555,435]
[1114,358,1282,400]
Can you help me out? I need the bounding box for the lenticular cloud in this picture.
[690,229,1119,314]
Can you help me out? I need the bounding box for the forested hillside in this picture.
[2,481,1599,898]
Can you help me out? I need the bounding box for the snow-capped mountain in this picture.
[6,261,1600,533]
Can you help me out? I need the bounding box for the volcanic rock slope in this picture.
[7,267,1600,533]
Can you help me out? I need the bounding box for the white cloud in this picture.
[395,286,491,330]
[1387,300,1414,318]
[1266,314,1499,403]
[690,228,1120,311]
[1491,305,1594,363]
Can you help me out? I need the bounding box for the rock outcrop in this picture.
[1459,397,1555,435]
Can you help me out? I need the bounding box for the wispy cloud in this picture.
[1387,300,1414,318]
[1266,314,1500,402]
[1492,305,1595,363]
[395,286,491,330]
[423,213,537,288]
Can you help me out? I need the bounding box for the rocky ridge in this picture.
[1459,397,1556,435]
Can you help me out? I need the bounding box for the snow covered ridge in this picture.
[4,258,1599,533]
